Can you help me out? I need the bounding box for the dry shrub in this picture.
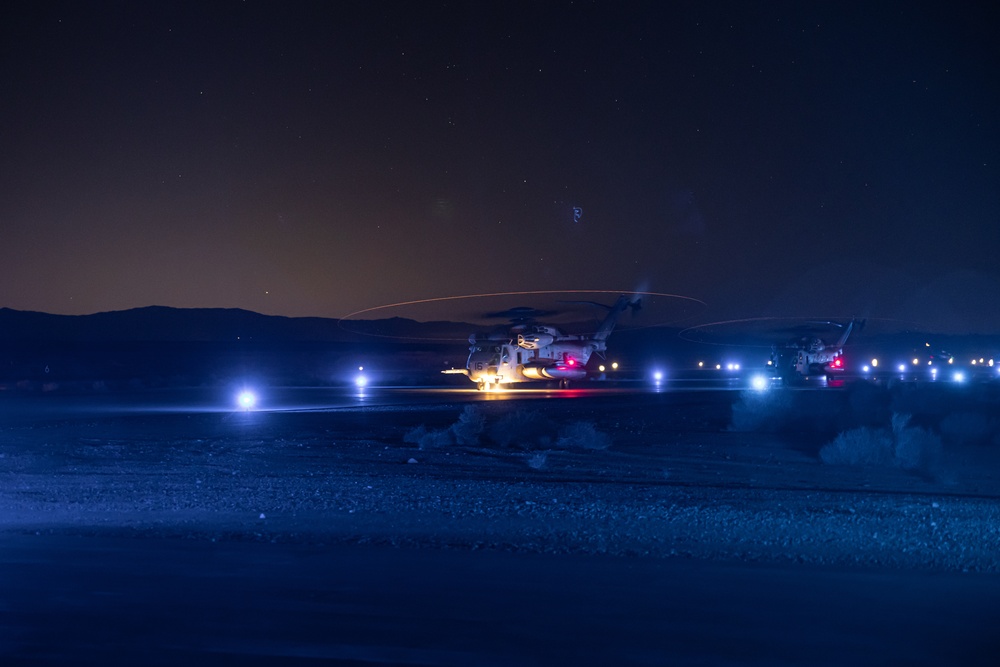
[556,421,612,450]
[820,413,943,477]
[404,405,484,450]
[820,427,895,466]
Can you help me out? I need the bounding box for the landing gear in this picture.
[558,379,570,389]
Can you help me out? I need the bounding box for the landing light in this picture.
[862,365,870,373]
[653,371,664,383]
[237,390,257,411]
[953,371,966,383]
[355,374,368,388]
[750,375,768,391]
[898,364,907,373]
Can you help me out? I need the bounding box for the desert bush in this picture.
[526,452,548,469]
[819,427,895,466]
[451,405,485,446]
[489,409,555,449]
[820,412,943,476]
[403,406,484,450]
[556,421,612,450]
[403,424,455,450]
[893,423,942,473]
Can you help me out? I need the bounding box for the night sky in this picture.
[3,2,998,332]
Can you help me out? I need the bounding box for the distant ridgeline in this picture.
[0,307,462,389]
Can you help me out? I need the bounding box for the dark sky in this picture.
[3,2,998,332]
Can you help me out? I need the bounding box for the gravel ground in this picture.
[3,388,999,573]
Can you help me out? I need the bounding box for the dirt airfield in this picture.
[2,382,999,665]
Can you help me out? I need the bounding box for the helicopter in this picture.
[443,295,640,390]
[769,319,862,379]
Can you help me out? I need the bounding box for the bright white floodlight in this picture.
[237,390,257,410]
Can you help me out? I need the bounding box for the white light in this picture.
[716,364,722,370]
[931,367,938,375]
[726,363,734,371]
[734,363,741,371]
[862,365,870,373]
[698,361,704,368]
[750,375,768,391]
[598,364,606,373]
[898,364,906,372]
[611,362,619,370]
[871,358,879,368]
[653,371,664,382]
[912,358,919,365]
[953,371,966,383]
[355,374,368,388]
[237,390,256,410]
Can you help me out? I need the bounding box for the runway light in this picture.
[611,362,619,370]
[750,374,768,391]
[598,364,606,373]
[237,390,257,410]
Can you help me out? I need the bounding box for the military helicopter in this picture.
[769,319,862,379]
[443,295,640,390]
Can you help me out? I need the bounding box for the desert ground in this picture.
[2,382,999,665]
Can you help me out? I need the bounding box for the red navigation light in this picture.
[566,357,576,366]
[832,358,843,368]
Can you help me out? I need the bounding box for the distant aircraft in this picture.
[770,319,862,379]
[443,295,640,390]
